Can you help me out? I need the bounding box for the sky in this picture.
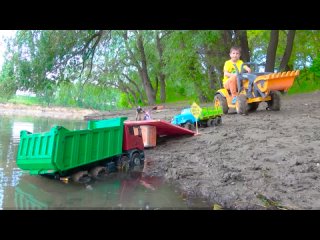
[0,30,17,68]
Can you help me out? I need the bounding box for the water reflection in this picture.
[14,172,189,210]
[0,116,87,209]
[11,122,34,144]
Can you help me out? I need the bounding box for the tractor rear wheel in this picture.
[267,90,281,111]
[214,94,228,114]
[236,95,248,115]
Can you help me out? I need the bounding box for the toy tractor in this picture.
[214,62,300,115]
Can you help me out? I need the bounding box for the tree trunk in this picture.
[203,45,220,90]
[279,30,296,71]
[236,30,250,62]
[159,73,166,103]
[208,65,215,89]
[265,30,279,72]
[156,32,166,103]
[122,31,156,105]
[136,31,156,105]
[222,30,234,55]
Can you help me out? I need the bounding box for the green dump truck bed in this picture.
[16,117,127,175]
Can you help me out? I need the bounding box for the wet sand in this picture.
[98,92,320,209]
[145,91,320,209]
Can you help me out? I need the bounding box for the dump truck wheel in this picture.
[236,95,248,115]
[214,94,228,114]
[207,119,215,127]
[200,121,207,127]
[247,102,259,112]
[267,90,281,111]
[117,155,131,173]
[72,171,91,184]
[131,152,144,168]
[216,116,222,125]
[89,166,109,180]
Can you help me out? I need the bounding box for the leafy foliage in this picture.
[1,30,320,110]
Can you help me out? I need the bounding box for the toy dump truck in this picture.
[171,106,223,130]
[214,62,300,115]
[16,117,145,183]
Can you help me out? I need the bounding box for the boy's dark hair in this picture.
[230,46,242,54]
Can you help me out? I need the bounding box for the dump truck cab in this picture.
[122,124,144,151]
[122,124,145,166]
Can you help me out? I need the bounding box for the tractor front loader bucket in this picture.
[254,70,300,93]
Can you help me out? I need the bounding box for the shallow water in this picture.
[0,115,210,210]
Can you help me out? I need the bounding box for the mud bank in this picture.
[90,92,320,209]
[145,92,320,209]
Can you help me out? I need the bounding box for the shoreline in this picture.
[0,103,98,120]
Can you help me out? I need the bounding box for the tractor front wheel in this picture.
[236,95,248,115]
[214,94,228,114]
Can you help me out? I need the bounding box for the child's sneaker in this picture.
[231,96,237,104]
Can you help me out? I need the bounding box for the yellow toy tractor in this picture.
[214,62,300,115]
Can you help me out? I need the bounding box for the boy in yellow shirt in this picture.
[223,46,251,104]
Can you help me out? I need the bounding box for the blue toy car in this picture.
[171,108,196,130]
[171,107,223,130]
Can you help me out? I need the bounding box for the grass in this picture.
[288,72,320,95]
[8,96,40,105]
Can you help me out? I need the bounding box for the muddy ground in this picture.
[2,91,320,209]
[86,91,320,210]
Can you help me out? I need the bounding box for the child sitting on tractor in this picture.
[223,46,251,104]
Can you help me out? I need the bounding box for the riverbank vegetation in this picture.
[0,30,319,110]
